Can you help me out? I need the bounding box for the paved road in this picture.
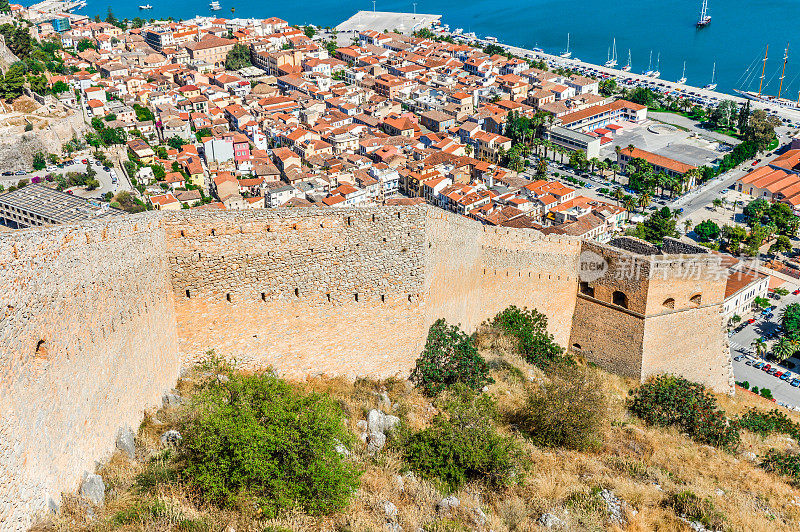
[648,112,743,145]
[0,155,129,200]
[729,287,800,406]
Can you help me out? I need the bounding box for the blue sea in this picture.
[81,0,800,97]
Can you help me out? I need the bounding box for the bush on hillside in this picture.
[401,387,524,491]
[179,370,361,517]
[410,318,493,397]
[490,306,568,368]
[513,365,607,451]
[739,408,800,439]
[665,490,725,530]
[760,449,800,484]
[628,375,739,451]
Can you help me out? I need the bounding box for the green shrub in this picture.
[179,371,361,517]
[739,408,800,439]
[401,388,523,491]
[761,449,800,484]
[751,386,760,395]
[760,387,774,400]
[736,380,750,390]
[490,306,568,368]
[410,319,493,397]
[665,490,725,529]
[628,375,739,451]
[514,365,606,451]
[134,451,177,493]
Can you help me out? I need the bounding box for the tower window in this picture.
[612,291,628,309]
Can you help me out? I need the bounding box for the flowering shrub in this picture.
[411,319,493,397]
[760,449,800,485]
[628,375,740,451]
[490,306,569,368]
[739,408,800,439]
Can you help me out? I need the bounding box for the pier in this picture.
[27,0,86,14]
[335,11,441,35]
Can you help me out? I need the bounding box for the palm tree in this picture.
[597,161,608,178]
[752,337,767,358]
[589,157,600,174]
[610,163,620,183]
[712,198,723,211]
[622,195,636,214]
[637,192,651,212]
[773,336,798,362]
[613,186,624,206]
[683,219,693,234]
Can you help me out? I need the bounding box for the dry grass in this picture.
[34,336,800,532]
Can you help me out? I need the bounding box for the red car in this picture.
[747,318,756,324]
[793,289,800,295]
[763,364,772,372]
[752,160,759,166]
[81,159,88,164]
[776,371,784,378]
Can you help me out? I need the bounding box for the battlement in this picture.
[0,205,729,530]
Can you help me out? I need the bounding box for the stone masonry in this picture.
[0,205,730,530]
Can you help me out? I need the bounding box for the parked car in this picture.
[747,318,756,324]
[734,355,743,361]
[14,170,25,175]
[781,372,793,381]
[792,379,800,387]
[81,159,88,164]
[754,362,766,369]
[1,170,12,176]
[763,364,772,372]
[768,368,778,375]
[775,371,783,378]
[793,289,800,295]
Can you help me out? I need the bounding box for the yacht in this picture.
[209,1,221,10]
[604,38,618,68]
[703,62,717,90]
[138,4,152,8]
[622,49,632,72]
[696,0,712,27]
[677,61,687,84]
[560,33,572,58]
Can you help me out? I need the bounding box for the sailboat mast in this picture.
[758,45,768,97]
[778,43,789,100]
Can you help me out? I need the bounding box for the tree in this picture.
[683,219,693,234]
[225,43,252,70]
[303,26,316,39]
[167,136,187,150]
[694,220,720,242]
[743,198,770,226]
[637,192,651,212]
[773,336,798,362]
[721,224,747,254]
[628,207,678,244]
[752,337,767,357]
[410,319,493,397]
[782,303,800,336]
[770,235,792,255]
[32,152,46,170]
[0,63,25,100]
[744,109,781,150]
[76,38,96,52]
[0,0,10,14]
[51,80,69,94]
[737,99,751,132]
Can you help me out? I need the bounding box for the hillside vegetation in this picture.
[34,307,800,532]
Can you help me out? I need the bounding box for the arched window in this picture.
[612,291,628,309]
[663,298,675,309]
[579,282,594,297]
[690,294,702,307]
[572,343,582,350]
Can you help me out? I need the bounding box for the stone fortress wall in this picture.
[0,205,729,530]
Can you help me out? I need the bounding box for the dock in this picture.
[335,11,441,35]
[27,0,86,14]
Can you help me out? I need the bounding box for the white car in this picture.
[46,165,57,172]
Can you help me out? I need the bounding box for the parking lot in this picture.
[730,287,800,406]
[0,155,125,200]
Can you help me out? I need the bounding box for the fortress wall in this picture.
[422,210,581,345]
[0,215,179,529]
[164,207,429,378]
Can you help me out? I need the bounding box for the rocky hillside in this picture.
[32,312,800,532]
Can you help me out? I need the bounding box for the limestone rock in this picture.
[381,500,398,520]
[367,431,386,453]
[335,442,350,457]
[115,426,136,460]
[367,409,400,434]
[162,392,182,408]
[160,429,182,447]
[437,495,459,514]
[538,513,565,528]
[472,506,487,526]
[80,474,105,506]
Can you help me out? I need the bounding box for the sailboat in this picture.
[651,52,661,78]
[703,62,717,90]
[622,49,632,72]
[604,38,618,68]
[644,50,653,76]
[696,0,711,27]
[678,61,687,84]
[735,44,800,110]
[560,33,572,58]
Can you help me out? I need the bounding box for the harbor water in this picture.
[82,0,800,97]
